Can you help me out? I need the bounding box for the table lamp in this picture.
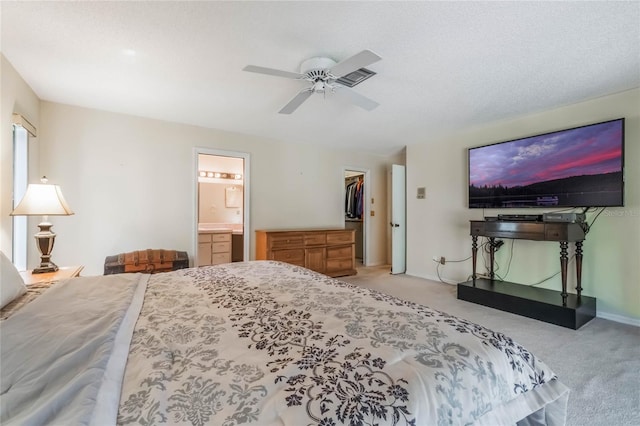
[10,177,74,273]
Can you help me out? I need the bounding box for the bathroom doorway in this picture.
[194,148,250,266]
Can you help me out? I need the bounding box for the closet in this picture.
[344,173,364,263]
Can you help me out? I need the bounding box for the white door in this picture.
[391,164,406,274]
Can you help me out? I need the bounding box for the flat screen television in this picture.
[468,118,624,209]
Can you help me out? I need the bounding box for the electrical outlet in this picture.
[439,256,446,265]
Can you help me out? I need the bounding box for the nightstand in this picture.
[19,265,84,286]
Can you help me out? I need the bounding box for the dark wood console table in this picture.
[458,220,596,329]
[470,220,586,303]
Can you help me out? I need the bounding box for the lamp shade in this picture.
[11,183,74,216]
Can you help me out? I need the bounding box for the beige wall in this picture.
[198,182,244,224]
[36,102,396,275]
[406,88,640,323]
[0,55,41,263]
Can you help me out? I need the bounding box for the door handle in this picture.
[390,222,400,227]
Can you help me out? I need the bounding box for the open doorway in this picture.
[194,148,250,266]
[343,168,370,266]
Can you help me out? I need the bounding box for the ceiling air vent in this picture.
[336,68,376,88]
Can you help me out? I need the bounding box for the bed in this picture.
[1,261,569,425]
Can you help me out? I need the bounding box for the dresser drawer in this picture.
[327,231,354,245]
[212,242,231,253]
[198,233,212,243]
[211,252,231,265]
[212,233,231,243]
[273,249,304,264]
[270,234,304,249]
[304,233,327,246]
[326,245,353,260]
[326,258,354,273]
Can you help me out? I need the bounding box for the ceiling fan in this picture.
[243,50,381,114]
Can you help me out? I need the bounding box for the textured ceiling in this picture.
[1,1,639,156]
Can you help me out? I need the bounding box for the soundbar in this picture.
[485,213,586,223]
[496,214,543,222]
[542,212,586,223]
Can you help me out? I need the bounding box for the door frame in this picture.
[342,167,370,266]
[193,147,251,265]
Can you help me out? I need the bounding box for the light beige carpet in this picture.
[340,266,640,426]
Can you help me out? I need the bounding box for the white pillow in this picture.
[1,251,27,309]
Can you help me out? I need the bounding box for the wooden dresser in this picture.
[255,229,356,277]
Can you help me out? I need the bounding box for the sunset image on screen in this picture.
[468,119,624,208]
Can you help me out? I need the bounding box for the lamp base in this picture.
[33,221,58,274]
[32,262,59,274]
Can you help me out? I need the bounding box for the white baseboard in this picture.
[363,261,387,267]
[418,273,458,285]
[596,311,640,327]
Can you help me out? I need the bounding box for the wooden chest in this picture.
[255,229,356,277]
[104,249,189,275]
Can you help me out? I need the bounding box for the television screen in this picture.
[468,118,624,209]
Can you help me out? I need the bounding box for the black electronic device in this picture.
[497,214,543,222]
[542,212,586,223]
[468,118,625,209]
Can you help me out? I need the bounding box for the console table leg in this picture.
[575,241,583,298]
[560,241,568,306]
[471,236,478,281]
[489,237,495,279]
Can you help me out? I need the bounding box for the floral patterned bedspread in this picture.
[118,261,569,426]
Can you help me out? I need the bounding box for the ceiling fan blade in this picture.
[333,86,379,111]
[329,50,382,78]
[243,65,304,79]
[279,89,314,114]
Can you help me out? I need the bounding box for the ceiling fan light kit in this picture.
[243,49,381,114]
